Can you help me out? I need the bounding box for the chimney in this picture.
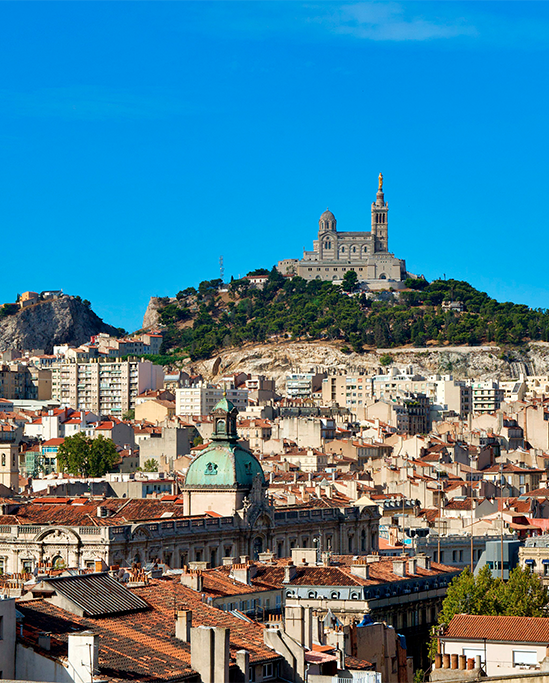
[222,556,235,566]
[175,610,192,643]
[283,562,297,583]
[239,555,250,565]
[230,563,251,586]
[38,632,51,651]
[408,558,417,575]
[258,550,275,564]
[236,650,250,683]
[321,552,331,567]
[392,558,407,577]
[180,568,203,592]
[291,548,317,566]
[416,554,431,570]
[68,632,99,683]
[213,627,230,683]
[350,559,370,580]
[191,626,214,683]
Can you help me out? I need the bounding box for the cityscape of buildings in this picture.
[0,184,548,683]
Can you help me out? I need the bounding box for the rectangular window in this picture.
[513,651,537,667]
[263,663,274,679]
[463,648,485,664]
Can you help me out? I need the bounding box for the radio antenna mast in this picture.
[219,255,224,283]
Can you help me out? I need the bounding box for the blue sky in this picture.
[1,1,549,332]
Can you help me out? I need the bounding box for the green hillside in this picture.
[154,270,549,361]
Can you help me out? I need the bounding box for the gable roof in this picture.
[444,614,549,643]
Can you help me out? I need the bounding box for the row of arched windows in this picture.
[323,243,369,254]
[375,214,386,224]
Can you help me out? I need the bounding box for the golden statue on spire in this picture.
[378,172,383,191]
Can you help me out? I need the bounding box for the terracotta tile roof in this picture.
[445,499,473,511]
[42,438,65,447]
[444,614,549,643]
[16,577,279,681]
[0,498,191,527]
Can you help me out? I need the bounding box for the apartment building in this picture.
[285,372,326,399]
[471,381,504,414]
[51,359,163,415]
[0,364,51,401]
[175,383,248,416]
[323,370,471,418]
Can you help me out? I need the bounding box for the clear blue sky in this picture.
[1,1,548,332]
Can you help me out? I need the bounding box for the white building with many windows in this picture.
[175,383,248,416]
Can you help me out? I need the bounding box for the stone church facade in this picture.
[278,174,408,288]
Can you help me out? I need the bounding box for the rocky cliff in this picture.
[0,297,119,353]
[178,340,549,391]
[142,296,171,330]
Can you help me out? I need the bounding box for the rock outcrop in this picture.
[142,297,173,330]
[177,340,549,391]
[0,296,119,353]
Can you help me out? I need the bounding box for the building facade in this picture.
[278,174,407,287]
[51,359,163,415]
[175,384,248,416]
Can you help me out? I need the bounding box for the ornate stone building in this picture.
[0,398,380,574]
[278,174,408,287]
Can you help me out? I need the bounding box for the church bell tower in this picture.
[371,173,388,253]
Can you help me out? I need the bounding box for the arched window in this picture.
[340,246,345,253]
[363,245,368,253]
[352,246,356,253]
[331,591,339,599]
[308,590,317,599]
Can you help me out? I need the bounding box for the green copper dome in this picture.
[184,442,264,488]
[183,393,265,489]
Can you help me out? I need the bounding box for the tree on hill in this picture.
[342,270,359,292]
[57,433,119,477]
[154,273,549,361]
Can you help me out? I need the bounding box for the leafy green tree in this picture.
[57,433,119,477]
[342,270,359,292]
[0,304,18,318]
[143,459,159,472]
[123,409,135,420]
[379,353,393,366]
[502,566,549,616]
[431,566,548,658]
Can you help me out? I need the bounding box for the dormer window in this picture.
[205,462,218,475]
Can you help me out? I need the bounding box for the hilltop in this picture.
[142,270,549,364]
[0,295,119,353]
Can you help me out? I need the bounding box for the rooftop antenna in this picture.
[219,255,224,283]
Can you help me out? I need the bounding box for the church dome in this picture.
[184,442,264,488]
[320,209,336,222]
[319,208,337,232]
[182,394,265,489]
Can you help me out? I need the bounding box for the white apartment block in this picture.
[471,381,504,414]
[175,384,248,416]
[323,369,471,417]
[51,359,164,415]
[285,372,326,399]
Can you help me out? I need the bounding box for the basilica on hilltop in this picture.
[277,174,408,288]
